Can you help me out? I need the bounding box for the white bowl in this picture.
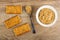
[36,5,58,27]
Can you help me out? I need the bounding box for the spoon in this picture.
[25,5,36,33]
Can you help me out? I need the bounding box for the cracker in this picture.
[6,5,22,14]
[4,15,21,29]
[13,23,31,36]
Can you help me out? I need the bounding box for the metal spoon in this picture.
[25,5,36,33]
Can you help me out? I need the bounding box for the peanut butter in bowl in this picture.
[38,8,55,24]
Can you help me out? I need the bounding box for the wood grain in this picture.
[0,1,60,40]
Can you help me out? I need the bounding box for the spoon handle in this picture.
[30,17,36,33]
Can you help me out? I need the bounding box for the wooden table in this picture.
[0,0,60,40]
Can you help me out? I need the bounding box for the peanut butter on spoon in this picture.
[25,5,32,15]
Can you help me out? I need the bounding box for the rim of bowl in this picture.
[36,5,58,27]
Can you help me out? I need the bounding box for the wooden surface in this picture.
[0,0,60,40]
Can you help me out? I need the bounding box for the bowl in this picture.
[36,5,58,27]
